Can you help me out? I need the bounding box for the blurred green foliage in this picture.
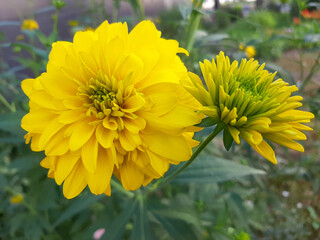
[0,0,320,239]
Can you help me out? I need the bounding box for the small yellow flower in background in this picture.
[245,45,256,59]
[182,52,314,164]
[16,34,25,41]
[21,20,202,199]
[10,194,23,204]
[154,17,161,24]
[68,20,79,27]
[239,43,245,51]
[21,19,39,31]
[85,26,94,31]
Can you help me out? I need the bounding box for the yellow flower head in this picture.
[21,20,202,199]
[21,19,39,31]
[10,194,23,204]
[182,52,314,164]
[68,20,79,27]
[239,43,245,51]
[245,45,256,59]
[16,34,25,41]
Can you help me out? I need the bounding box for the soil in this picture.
[276,50,320,96]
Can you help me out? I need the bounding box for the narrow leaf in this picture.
[102,198,138,240]
[223,128,233,151]
[196,117,219,127]
[0,111,26,136]
[54,195,104,227]
[130,197,154,240]
[174,155,265,184]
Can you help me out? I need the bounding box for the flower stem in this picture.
[52,9,59,36]
[0,94,15,112]
[185,10,202,52]
[300,52,320,91]
[111,178,135,198]
[150,122,225,191]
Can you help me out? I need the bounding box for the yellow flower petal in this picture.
[63,161,88,199]
[249,140,277,164]
[69,121,95,151]
[119,161,144,191]
[228,126,240,144]
[263,132,304,152]
[88,148,114,194]
[142,133,191,161]
[122,94,146,112]
[55,152,80,185]
[95,125,115,148]
[81,135,98,173]
[147,150,169,176]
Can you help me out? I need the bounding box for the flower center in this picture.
[78,75,125,119]
[236,75,258,97]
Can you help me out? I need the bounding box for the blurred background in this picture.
[0,0,320,239]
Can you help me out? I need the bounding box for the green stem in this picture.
[299,51,304,86]
[52,9,59,36]
[150,122,225,191]
[185,8,202,52]
[0,94,15,112]
[111,178,135,198]
[136,0,145,21]
[6,187,37,215]
[300,52,320,91]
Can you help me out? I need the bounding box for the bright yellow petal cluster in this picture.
[21,19,39,31]
[10,194,23,204]
[182,51,314,164]
[21,20,203,199]
[245,46,256,59]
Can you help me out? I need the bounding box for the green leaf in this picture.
[54,195,104,227]
[223,128,234,151]
[0,111,25,136]
[11,42,48,59]
[130,197,154,240]
[151,211,198,240]
[151,208,202,227]
[178,5,192,20]
[10,154,42,172]
[196,117,219,127]
[0,135,24,143]
[174,155,265,184]
[102,198,139,240]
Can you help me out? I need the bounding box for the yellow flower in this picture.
[239,43,244,51]
[21,19,39,31]
[245,45,256,59]
[85,26,94,31]
[68,20,79,27]
[16,34,25,41]
[21,20,202,199]
[182,52,314,164]
[10,194,23,204]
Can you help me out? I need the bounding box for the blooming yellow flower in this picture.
[21,20,202,199]
[245,45,256,59]
[182,52,314,164]
[21,19,39,31]
[16,34,25,41]
[10,194,23,204]
[85,26,94,31]
[68,20,79,27]
[239,43,245,51]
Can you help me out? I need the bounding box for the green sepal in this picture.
[223,128,234,151]
[196,117,219,127]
